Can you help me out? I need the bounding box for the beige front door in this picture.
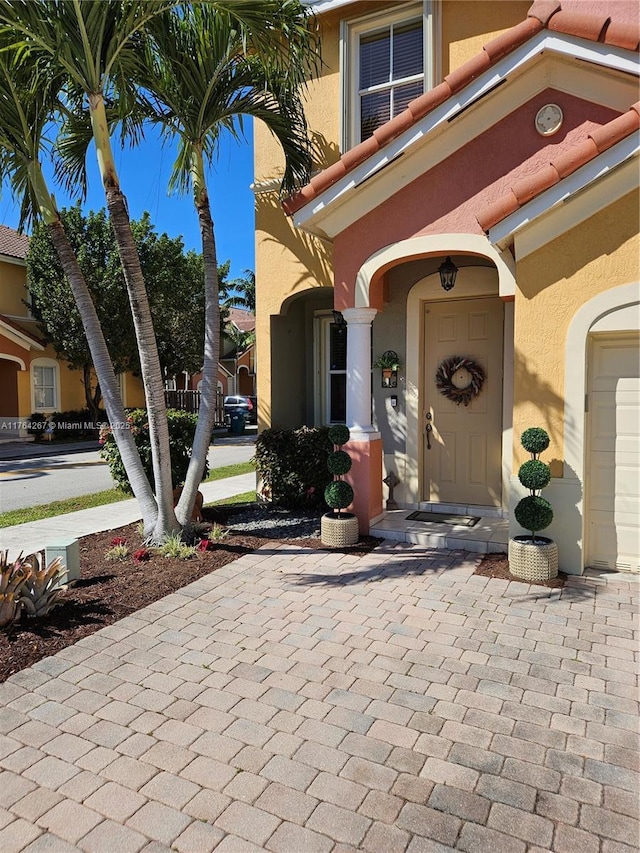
[423,297,503,506]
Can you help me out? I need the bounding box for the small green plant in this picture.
[156,533,196,560]
[254,426,333,508]
[514,427,553,542]
[105,544,130,561]
[208,524,229,542]
[324,425,353,517]
[373,352,402,370]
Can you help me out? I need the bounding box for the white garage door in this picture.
[586,333,640,572]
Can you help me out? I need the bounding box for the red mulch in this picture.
[474,551,567,588]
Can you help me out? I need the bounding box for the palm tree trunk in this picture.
[47,218,158,533]
[176,152,220,526]
[89,93,178,541]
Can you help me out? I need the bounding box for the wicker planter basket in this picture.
[508,535,558,581]
[321,512,359,548]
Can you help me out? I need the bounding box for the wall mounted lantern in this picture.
[438,256,458,292]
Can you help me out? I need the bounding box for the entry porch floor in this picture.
[370,507,509,554]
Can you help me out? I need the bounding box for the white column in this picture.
[342,307,378,437]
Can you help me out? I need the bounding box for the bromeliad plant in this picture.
[1,551,63,629]
[514,427,553,542]
[324,425,353,517]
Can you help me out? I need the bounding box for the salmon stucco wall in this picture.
[513,190,640,475]
[334,92,620,309]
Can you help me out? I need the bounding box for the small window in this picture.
[342,3,434,150]
[31,359,59,412]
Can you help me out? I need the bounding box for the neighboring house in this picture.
[0,224,145,439]
[254,0,639,575]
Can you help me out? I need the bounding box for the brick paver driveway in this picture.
[0,542,638,852]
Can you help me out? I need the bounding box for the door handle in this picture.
[426,412,433,450]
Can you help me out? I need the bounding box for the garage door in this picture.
[586,333,640,572]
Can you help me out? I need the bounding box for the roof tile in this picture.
[552,137,600,178]
[408,82,452,121]
[588,108,640,152]
[527,0,562,27]
[373,109,415,146]
[512,164,560,205]
[548,9,610,42]
[483,17,544,62]
[340,134,380,173]
[603,20,640,51]
[0,225,29,259]
[476,191,520,232]
[311,158,347,193]
[444,51,492,95]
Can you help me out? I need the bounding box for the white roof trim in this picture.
[0,252,26,267]
[292,31,638,234]
[488,133,640,249]
[307,0,359,14]
[0,318,44,351]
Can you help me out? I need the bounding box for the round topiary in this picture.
[328,424,350,447]
[514,495,553,534]
[521,427,550,456]
[324,479,354,511]
[327,450,352,476]
[518,459,551,491]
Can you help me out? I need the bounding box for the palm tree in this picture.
[140,2,317,525]
[227,269,256,314]
[0,0,180,540]
[0,39,159,534]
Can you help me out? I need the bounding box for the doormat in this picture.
[406,511,481,527]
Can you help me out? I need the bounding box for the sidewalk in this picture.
[0,473,256,559]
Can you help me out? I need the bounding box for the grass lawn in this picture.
[0,461,255,528]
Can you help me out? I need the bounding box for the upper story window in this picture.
[342,2,436,150]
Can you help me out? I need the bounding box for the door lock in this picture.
[426,412,433,450]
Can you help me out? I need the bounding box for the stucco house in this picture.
[0,224,145,440]
[254,0,639,575]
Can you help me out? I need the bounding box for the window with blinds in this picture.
[359,20,424,141]
[342,3,432,151]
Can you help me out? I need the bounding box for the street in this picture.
[0,434,256,514]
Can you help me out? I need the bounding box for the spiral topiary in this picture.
[515,426,553,541]
[324,425,353,517]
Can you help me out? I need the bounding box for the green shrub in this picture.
[515,426,553,541]
[327,450,352,476]
[254,426,333,509]
[518,459,551,491]
[100,408,208,494]
[324,424,354,516]
[325,479,354,510]
[521,427,550,456]
[514,495,553,534]
[156,533,196,559]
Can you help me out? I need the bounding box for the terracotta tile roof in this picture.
[0,314,44,346]
[0,225,29,260]
[228,307,255,332]
[476,102,640,231]
[282,1,639,216]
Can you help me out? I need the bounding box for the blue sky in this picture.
[0,122,256,281]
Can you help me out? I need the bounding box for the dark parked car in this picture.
[223,395,257,425]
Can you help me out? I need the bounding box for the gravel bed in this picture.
[223,505,323,539]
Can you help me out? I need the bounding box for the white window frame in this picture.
[314,311,348,426]
[30,357,60,413]
[340,1,438,152]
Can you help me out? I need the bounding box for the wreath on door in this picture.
[436,355,485,406]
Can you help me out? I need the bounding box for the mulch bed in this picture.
[474,551,567,588]
[0,506,380,683]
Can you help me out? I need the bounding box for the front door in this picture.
[423,297,503,506]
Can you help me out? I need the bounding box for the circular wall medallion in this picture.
[535,104,563,137]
